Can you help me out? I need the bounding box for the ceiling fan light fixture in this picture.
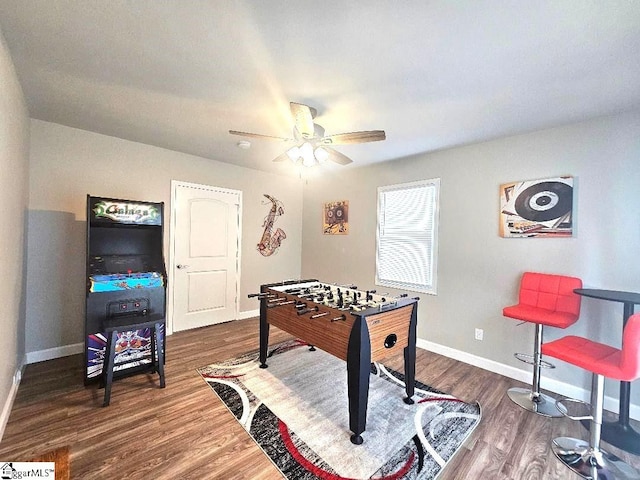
[286,146,301,161]
[314,146,329,163]
[299,142,315,167]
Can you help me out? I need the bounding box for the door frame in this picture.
[167,180,243,335]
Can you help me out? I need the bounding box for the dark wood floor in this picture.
[1,318,639,479]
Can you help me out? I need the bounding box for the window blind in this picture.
[376,179,440,294]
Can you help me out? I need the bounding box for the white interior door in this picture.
[172,183,241,331]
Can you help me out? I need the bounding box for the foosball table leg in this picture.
[259,343,269,369]
[347,317,371,445]
[403,302,418,404]
[403,344,416,405]
[259,292,270,368]
[259,332,269,369]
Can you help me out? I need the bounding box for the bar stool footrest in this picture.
[556,397,592,421]
[513,352,555,369]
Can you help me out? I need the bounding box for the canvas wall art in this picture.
[257,194,286,256]
[323,200,349,235]
[499,176,573,238]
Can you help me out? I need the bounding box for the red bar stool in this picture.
[541,313,640,479]
[503,272,582,416]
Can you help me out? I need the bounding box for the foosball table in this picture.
[249,279,419,444]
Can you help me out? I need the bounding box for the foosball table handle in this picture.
[266,300,296,308]
[297,306,319,316]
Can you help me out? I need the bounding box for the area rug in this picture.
[198,340,481,479]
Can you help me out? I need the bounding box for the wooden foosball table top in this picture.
[263,281,417,363]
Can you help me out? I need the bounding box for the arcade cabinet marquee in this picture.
[85,195,167,383]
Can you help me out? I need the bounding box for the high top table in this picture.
[574,288,640,454]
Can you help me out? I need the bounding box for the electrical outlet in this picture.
[475,328,484,341]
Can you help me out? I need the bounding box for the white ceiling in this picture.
[1,1,639,176]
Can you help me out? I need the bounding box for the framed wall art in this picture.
[323,200,349,235]
[499,176,573,238]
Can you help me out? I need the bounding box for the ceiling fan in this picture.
[229,102,386,167]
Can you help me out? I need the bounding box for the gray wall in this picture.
[7,78,640,422]
[0,28,29,430]
[26,119,304,353]
[301,112,640,405]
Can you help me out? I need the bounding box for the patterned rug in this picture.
[198,340,481,479]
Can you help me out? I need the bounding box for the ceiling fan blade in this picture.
[229,130,292,142]
[272,151,291,162]
[320,130,386,145]
[325,147,353,165]
[290,102,317,139]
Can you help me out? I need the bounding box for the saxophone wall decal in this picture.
[257,194,286,256]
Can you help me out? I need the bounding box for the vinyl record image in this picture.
[499,176,573,238]
[514,181,572,222]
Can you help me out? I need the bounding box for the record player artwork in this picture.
[499,176,573,238]
[323,200,349,235]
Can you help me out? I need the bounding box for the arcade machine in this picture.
[85,195,167,385]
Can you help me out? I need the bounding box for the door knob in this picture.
[176,264,189,269]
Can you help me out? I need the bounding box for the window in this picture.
[375,178,440,295]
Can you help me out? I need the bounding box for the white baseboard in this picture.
[416,338,640,421]
[25,315,262,365]
[1,361,24,441]
[25,342,83,365]
[238,309,259,320]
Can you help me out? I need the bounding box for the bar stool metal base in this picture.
[507,387,564,418]
[552,436,640,479]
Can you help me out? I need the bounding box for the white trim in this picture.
[235,193,243,325]
[168,180,243,334]
[238,309,259,320]
[25,342,84,365]
[167,180,177,335]
[416,337,640,421]
[0,359,25,441]
[416,338,530,383]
